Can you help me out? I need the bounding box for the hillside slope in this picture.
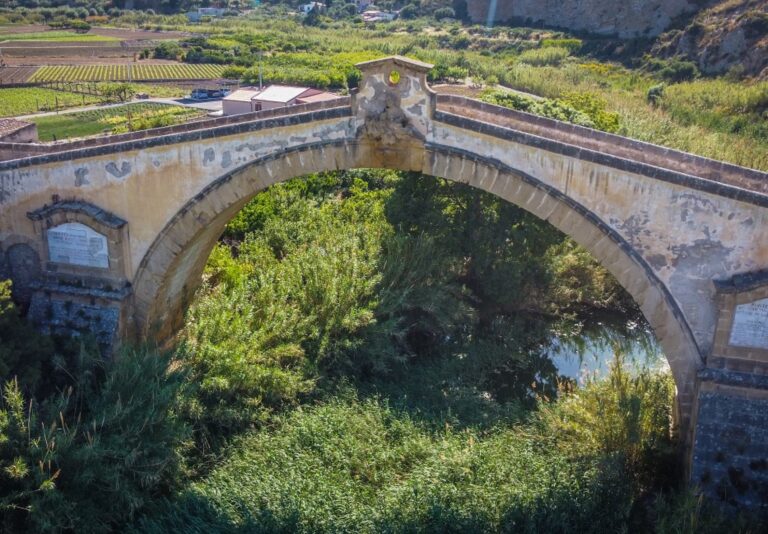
[652,0,768,78]
[465,0,699,38]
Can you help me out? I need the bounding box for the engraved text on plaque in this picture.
[47,222,109,269]
[729,297,768,350]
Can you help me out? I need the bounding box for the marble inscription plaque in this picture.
[47,222,109,269]
[729,297,768,350]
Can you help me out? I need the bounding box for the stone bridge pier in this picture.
[1,56,768,507]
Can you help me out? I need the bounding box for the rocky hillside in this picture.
[465,0,700,38]
[652,0,768,78]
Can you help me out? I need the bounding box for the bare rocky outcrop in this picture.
[652,0,768,78]
[465,0,767,78]
[465,0,700,38]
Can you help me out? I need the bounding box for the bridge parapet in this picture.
[436,95,768,195]
[0,96,352,162]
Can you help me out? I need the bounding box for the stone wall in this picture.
[691,378,768,508]
[465,0,699,38]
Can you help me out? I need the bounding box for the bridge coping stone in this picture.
[434,110,768,207]
[438,95,768,189]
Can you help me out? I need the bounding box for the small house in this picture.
[0,118,38,143]
[222,85,338,116]
[187,7,227,22]
[361,9,397,22]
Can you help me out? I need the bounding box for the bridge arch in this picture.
[132,138,701,432]
[6,56,768,500]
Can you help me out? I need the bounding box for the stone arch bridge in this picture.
[1,57,767,504]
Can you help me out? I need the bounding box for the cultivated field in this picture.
[31,102,205,141]
[0,25,219,84]
[0,24,195,68]
[0,66,38,84]
[0,87,102,117]
[27,64,226,82]
[0,30,118,42]
[0,44,147,63]
[89,27,192,40]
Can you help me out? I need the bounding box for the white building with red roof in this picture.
[222,85,339,116]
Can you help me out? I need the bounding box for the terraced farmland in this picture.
[132,64,224,80]
[29,65,128,82]
[28,64,226,83]
[0,66,38,84]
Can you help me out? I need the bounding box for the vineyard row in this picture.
[28,64,226,83]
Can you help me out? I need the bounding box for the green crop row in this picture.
[28,64,225,83]
[131,63,225,80]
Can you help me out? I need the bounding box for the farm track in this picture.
[2,57,180,66]
[0,49,146,60]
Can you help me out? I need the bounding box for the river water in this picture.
[548,327,667,385]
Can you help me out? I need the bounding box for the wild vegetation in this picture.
[3,170,765,531]
[1,4,768,532]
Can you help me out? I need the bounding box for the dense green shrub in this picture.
[180,178,389,449]
[541,38,582,53]
[0,281,56,395]
[518,46,570,67]
[134,358,676,533]
[538,352,677,491]
[559,92,621,133]
[479,89,621,133]
[433,6,455,20]
[399,4,419,19]
[480,90,596,129]
[153,40,183,60]
[643,57,700,83]
[0,345,187,533]
[647,83,665,105]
